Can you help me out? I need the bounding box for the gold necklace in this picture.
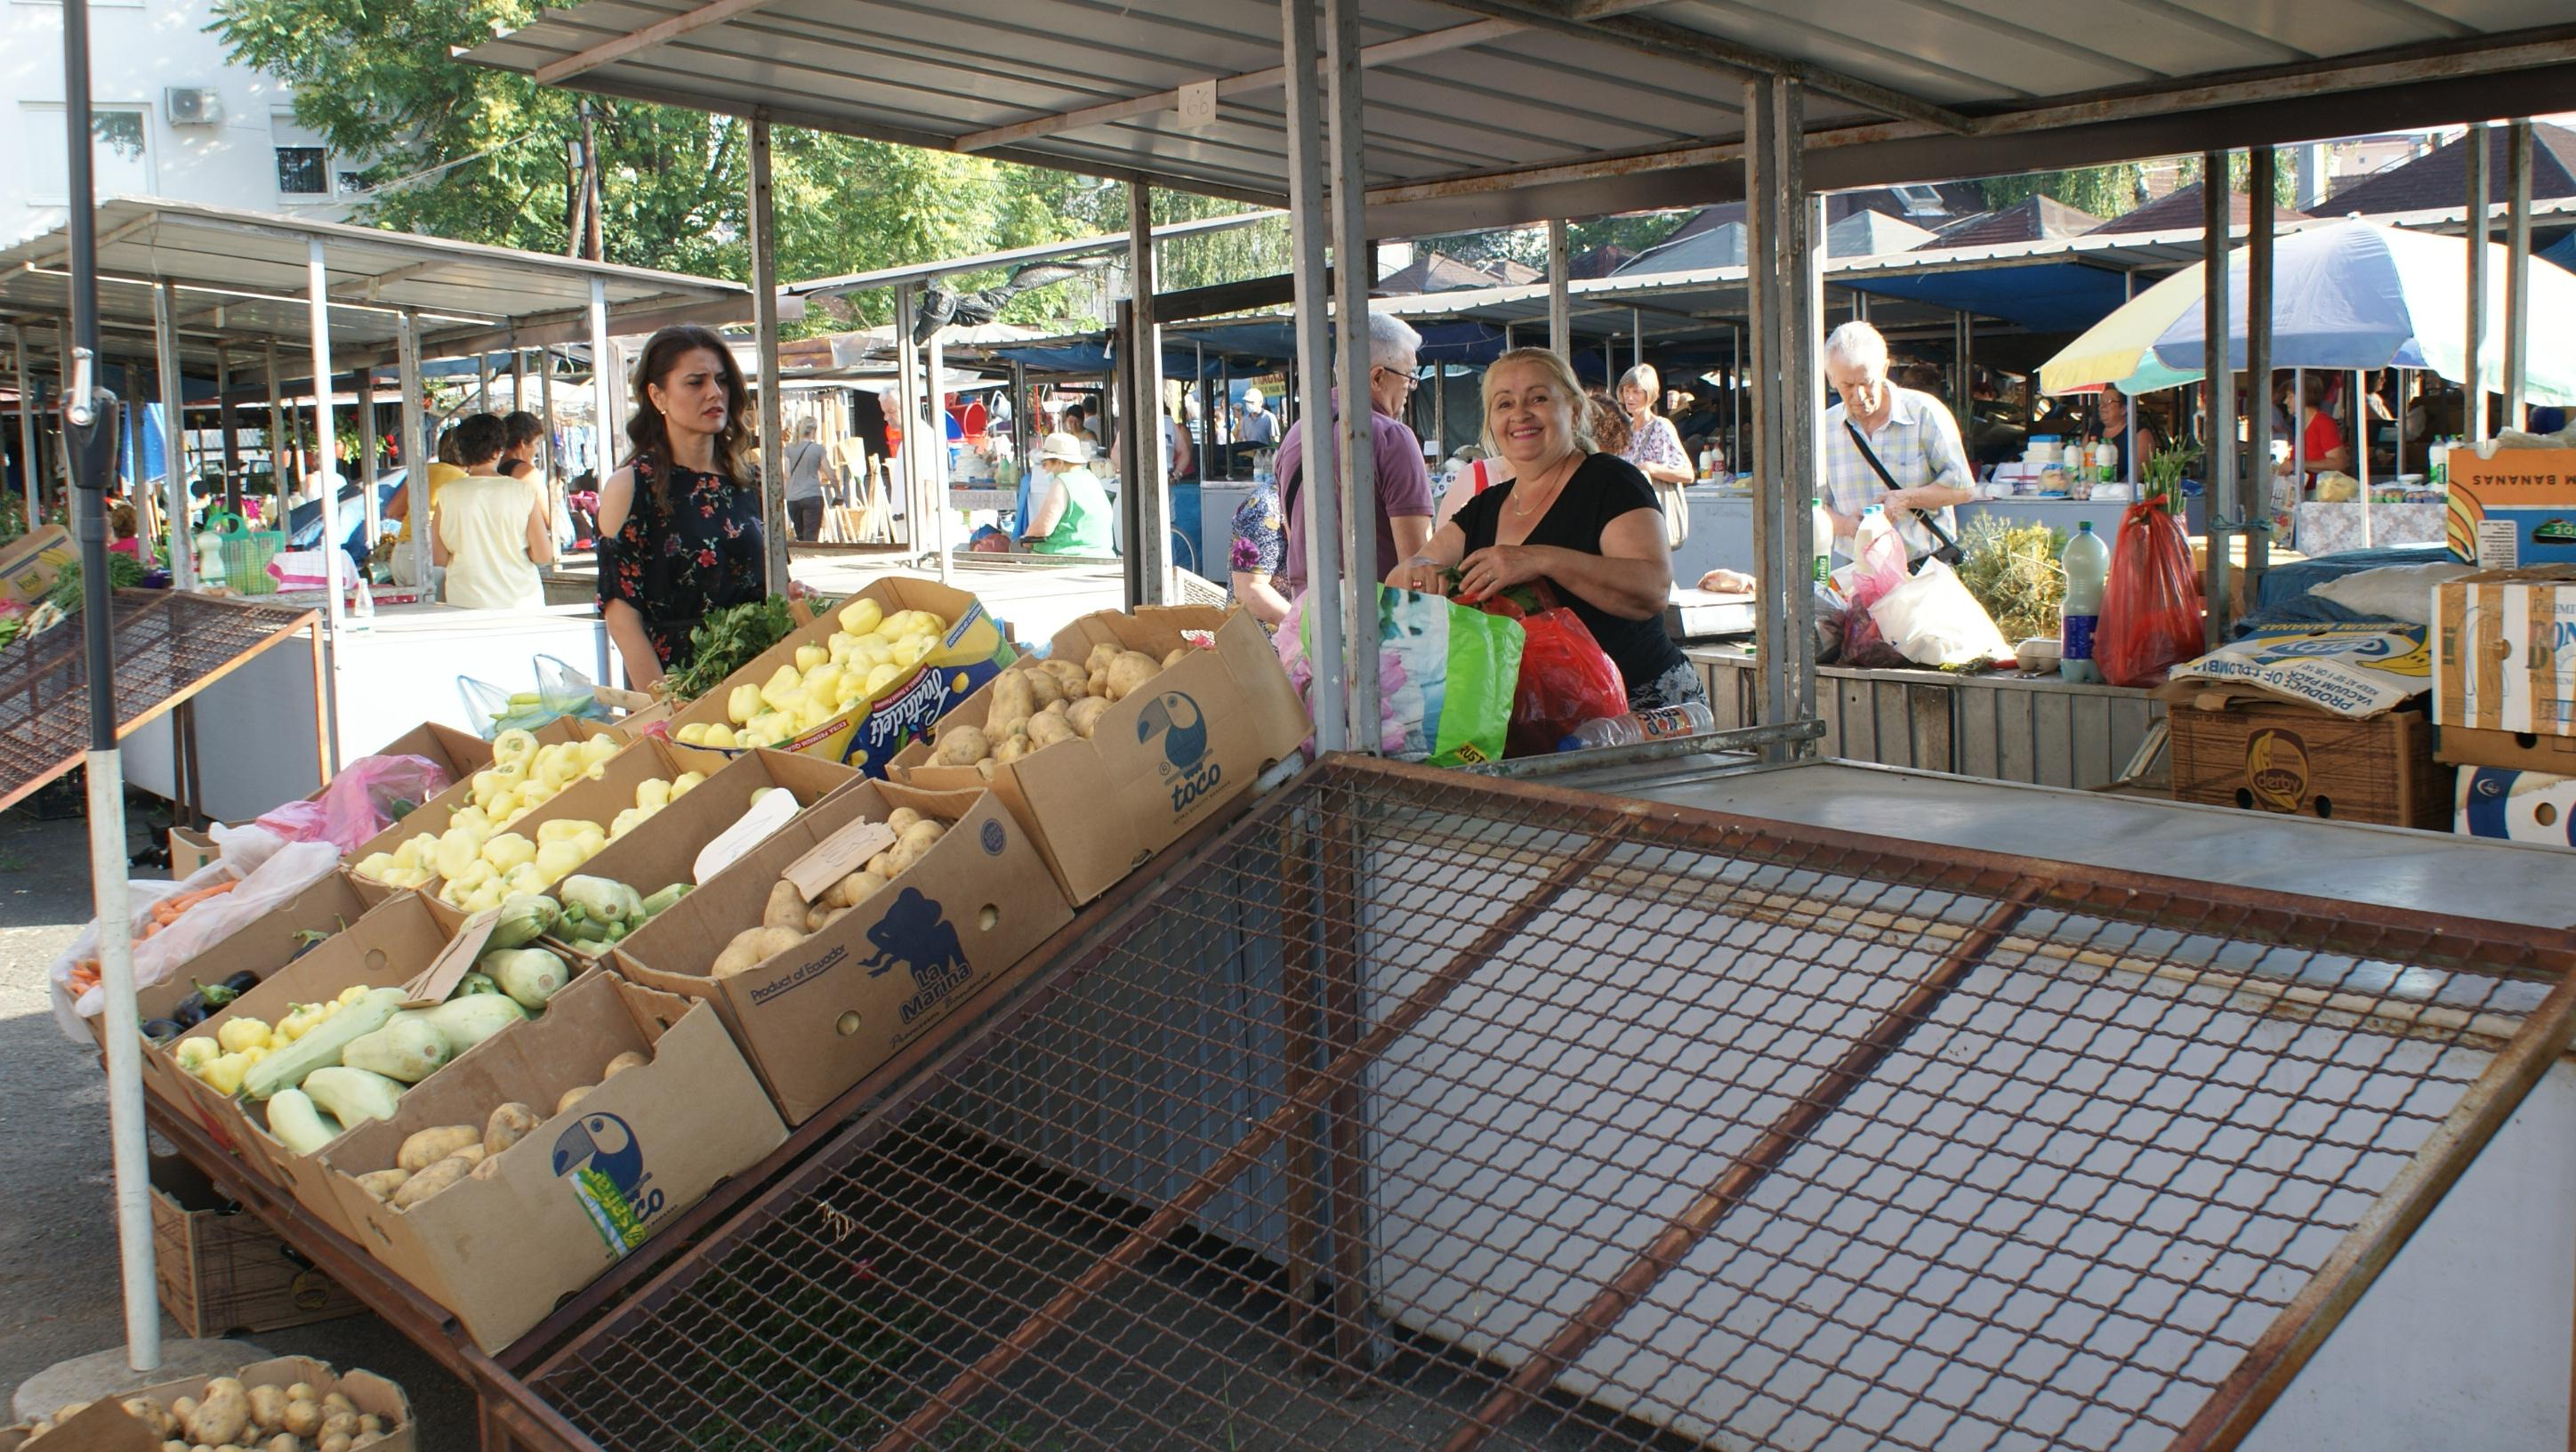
[1509,455,1577,518]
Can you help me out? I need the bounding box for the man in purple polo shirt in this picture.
[1275,311,1436,597]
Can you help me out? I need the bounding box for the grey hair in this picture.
[1616,363,1661,404]
[1367,310,1423,370]
[1823,320,1888,375]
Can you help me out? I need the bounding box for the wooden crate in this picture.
[150,1156,363,1338]
[2169,701,2451,830]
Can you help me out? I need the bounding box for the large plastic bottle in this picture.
[1559,699,1719,751]
[1810,496,1833,581]
[2058,520,2109,682]
[1853,503,1897,563]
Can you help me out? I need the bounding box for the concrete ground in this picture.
[0,803,472,1440]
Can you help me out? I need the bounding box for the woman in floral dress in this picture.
[595,325,769,690]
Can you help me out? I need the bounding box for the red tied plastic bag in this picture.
[1835,524,1913,669]
[1448,577,1627,758]
[2097,496,2205,687]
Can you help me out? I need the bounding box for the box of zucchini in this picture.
[158,891,578,1245]
[314,972,785,1352]
[614,777,1073,1125]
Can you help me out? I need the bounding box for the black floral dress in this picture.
[598,454,766,671]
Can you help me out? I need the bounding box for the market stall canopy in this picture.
[462,1,2576,233]
[0,198,757,379]
[2042,219,2576,405]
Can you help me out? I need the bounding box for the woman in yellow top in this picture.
[432,414,555,610]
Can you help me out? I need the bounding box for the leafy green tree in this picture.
[1979,165,2153,220]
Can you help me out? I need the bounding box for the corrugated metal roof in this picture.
[464,1,2576,230]
[0,197,752,375]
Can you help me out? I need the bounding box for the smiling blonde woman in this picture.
[1391,347,1703,712]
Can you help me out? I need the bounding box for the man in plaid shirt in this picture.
[1820,321,1975,561]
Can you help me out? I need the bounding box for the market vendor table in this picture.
[120,601,611,822]
[1959,494,2207,541]
[1691,644,2167,790]
[1197,483,1759,590]
[2292,500,2446,557]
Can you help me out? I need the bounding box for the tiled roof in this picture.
[2087,182,2313,235]
[2320,123,2576,216]
[1922,194,2105,249]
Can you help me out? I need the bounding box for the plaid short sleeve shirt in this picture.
[1822,384,1972,559]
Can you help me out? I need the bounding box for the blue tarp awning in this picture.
[1841,262,2139,335]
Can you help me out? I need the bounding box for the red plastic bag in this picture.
[1505,607,1626,756]
[2097,496,2204,687]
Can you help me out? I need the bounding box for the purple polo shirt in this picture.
[1275,395,1433,595]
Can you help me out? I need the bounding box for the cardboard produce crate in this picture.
[151,1154,361,1338]
[316,973,785,1352]
[168,825,221,879]
[890,606,1310,903]
[103,868,374,1056]
[616,779,1073,1125]
[2456,765,2576,848]
[349,731,681,906]
[157,891,475,1238]
[0,1355,413,1451]
[0,523,76,609]
[540,747,861,964]
[343,716,617,879]
[662,577,1014,778]
[2169,700,2451,830]
[2437,723,2576,773]
[2446,446,2576,568]
[2432,567,2576,736]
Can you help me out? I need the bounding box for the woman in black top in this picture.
[1389,347,1700,711]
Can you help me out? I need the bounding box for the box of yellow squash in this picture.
[663,578,1014,779]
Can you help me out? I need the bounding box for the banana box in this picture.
[661,578,1013,778]
[2447,448,2576,568]
[2456,766,2576,849]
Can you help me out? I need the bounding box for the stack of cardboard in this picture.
[2435,565,2576,848]
[2161,622,2449,828]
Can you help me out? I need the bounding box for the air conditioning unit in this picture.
[164,87,222,126]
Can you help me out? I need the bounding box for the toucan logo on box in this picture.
[555,1112,665,1254]
[1139,690,1222,814]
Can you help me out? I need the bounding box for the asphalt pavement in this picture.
[0,802,471,1440]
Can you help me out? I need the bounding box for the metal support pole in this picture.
[60,0,157,1371]
[12,329,35,525]
[397,310,427,593]
[892,282,924,559]
[1951,310,1972,427]
[1010,359,1030,486]
[1728,322,1741,476]
[538,346,557,484]
[263,339,284,501]
[588,276,616,483]
[1547,219,1571,355]
[2200,156,2236,649]
[1281,0,1346,755]
[476,351,491,415]
[1745,77,1817,755]
[152,281,185,579]
[2355,367,2372,551]
[928,327,954,585]
[1325,0,1378,753]
[1194,339,1208,477]
[1630,307,1644,376]
[1430,358,1447,461]
[2505,120,2532,429]
[355,364,379,556]
[1127,183,1167,605]
[2245,149,2274,599]
[2466,122,2490,447]
[510,342,526,416]
[307,238,344,714]
[216,345,239,515]
[750,117,787,592]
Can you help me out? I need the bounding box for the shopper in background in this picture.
[1820,320,1973,562]
[497,412,546,483]
[2274,372,2351,483]
[1238,385,1279,448]
[781,418,831,542]
[1018,432,1113,556]
[1389,346,1701,712]
[1615,365,1693,488]
[2088,388,2161,481]
[1273,311,1435,600]
[386,423,471,579]
[432,412,554,611]
[106,500,141,558]
[1228,469,1291,629]
[597,324,769,690]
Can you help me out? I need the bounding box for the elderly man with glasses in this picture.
[1820,319,1974,563]
[1271,310,1436,599]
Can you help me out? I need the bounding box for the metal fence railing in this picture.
[513,755,2576,1452]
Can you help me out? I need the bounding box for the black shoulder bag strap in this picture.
[1843,419,1964,567]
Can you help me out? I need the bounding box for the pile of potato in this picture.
[926,643,1195,778]
[349,1045,638,1211]
[15,1375,398,1450]
[708,809,952,979]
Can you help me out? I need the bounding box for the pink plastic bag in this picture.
[1836,526,1913,668]
[254,753,453,854]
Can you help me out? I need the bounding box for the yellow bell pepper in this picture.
[434,827,481,882]
[492,727,540,763]
[571,824,608,857]
[676,722,710,746]
[729,683,763,725]
[581,735,621,766]
[535,838,588,882]
[863,662,902,696]
[353,851,397,882]
[536,819,591,844]
[700,722,738,749]
[217,1017,272,1053]
[480,832,537,872]
[670,770,705,799]
[838,597,883,637]
[802,665,844,704]
[795,643,829,673]
[759,664,802,712]
[198,1052,251,1096]
[635,777,672,811]
[503,861,550,895]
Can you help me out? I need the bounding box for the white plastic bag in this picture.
[48,829,342,1041]
[1869,559,2016,669]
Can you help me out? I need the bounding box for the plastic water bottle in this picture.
[2059,520,2109,682]
[1559,699,1718,751]
[1810,496,1833,581]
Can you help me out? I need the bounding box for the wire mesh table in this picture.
[495,754,2576,1452]
[0,589,320,812]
